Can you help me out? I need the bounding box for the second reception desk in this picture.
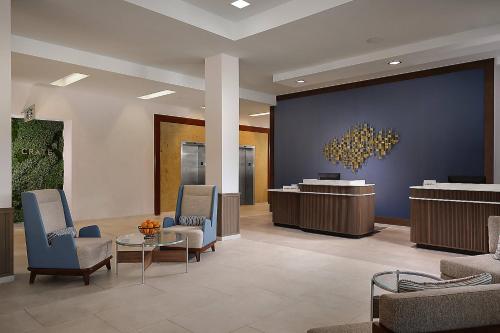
[268,183,375,237]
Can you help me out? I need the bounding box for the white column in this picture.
[0,0,11,208]
[204,54,239,193]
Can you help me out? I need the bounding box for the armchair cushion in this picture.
[32,189,68,234]
[164,225,203,248]
[75,237,112,269]
[47,226,77,245]
[180,185,214,218]
[179,215,206,226]
[398,272,492,292]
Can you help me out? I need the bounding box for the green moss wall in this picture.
[11,118,64,223]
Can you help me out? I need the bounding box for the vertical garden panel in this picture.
[11,118,64,223]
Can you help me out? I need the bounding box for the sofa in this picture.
[440,216,500,282]
[308,284,500,332]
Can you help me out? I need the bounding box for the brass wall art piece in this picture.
[323,123,399,172]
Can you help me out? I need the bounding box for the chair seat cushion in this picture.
[75,237,112,269]
[307,322,372,333]
[441,254,500,283]
[166,225,203,248]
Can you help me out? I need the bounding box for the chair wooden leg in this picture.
[211,244,215,252]
[29,271,36,284]
[195,251,201,262]
[106,260,111,270]
[83,274,90,285]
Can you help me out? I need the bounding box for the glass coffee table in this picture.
[370,270,442,320]
[116,229,188,284]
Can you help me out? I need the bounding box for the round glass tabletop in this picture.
[372,270,442,293]
[116,229,186,248]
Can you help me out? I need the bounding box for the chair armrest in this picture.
[163,217,175,228]
[203,218,213,228]
[51,233,77,250]
[488,216,500,252]
[79,225,101,238]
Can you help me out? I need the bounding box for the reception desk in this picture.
[269,180,375,237]
[410,183,500,253]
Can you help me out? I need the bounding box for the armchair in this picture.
[441,216,500,282]
[22,189,112,285]
[163,185,218,262]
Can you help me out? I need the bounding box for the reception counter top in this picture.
[410,183,500,253]
[269,181,375,237]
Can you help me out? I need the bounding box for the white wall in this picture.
[0,0,11,208]
[495,60,500,184]
[11,81,205,221]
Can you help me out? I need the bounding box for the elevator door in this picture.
[239,146,255,205]
[180,142,205,185]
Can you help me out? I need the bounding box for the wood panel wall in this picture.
[217,193,240,237]
[0,208,14,279]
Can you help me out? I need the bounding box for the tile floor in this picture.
[2,203,460,333]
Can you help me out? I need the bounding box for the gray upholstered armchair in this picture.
[22,189,112,285]
[163,185,218,262]
[441,216,500,282]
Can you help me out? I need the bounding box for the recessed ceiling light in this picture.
[231,0,250,9]
[249,112,270,117]
[138,90,176,99]
[297,79,305,83]
[50,73,89,87]
[201,106,206,109]
[388,60,402,65]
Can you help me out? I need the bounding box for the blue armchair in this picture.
[22,189,112,285]
[163,185,218,262]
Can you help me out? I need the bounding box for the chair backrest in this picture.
[379,284,500,332]
[488,216,500,253]
[30,189,68,234]
[178,185,216,219]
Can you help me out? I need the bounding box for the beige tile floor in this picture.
[2,203,460,333]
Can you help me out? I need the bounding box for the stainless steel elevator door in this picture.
[239,146,255,205]
[181,142,205,185]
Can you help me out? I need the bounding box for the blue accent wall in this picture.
[274,69,485,219]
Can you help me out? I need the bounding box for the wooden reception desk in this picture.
[410,183,500,253]
[269,180,375,237]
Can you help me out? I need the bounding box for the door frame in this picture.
[153,114,269,215]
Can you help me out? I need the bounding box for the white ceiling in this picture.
[183,0,293,22]
[10,0,500,100]
[11,53,270,126]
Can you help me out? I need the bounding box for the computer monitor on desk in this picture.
[318,173,340,180]
[448,175,486,184]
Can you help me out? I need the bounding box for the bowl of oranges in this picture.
[138,220,161,238]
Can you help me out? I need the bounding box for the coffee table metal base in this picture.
[116,237,189,284]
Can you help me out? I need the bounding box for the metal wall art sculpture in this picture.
[323,123,399,172]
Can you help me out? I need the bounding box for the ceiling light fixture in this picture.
[231,0,250,9]
[201,106,206,109]
[50,73,89,87]
[249,112,270,117]
[297,79,306,83]
[138,90,176,99]
[388,60,402,65]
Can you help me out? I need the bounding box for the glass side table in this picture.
[370,270,442,320]
[116,229,188,284]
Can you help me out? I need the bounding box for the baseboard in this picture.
[0,275,14,284]
[375,216,409,226]
[217,234,241,241]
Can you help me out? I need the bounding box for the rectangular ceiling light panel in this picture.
[50,73,89,87]
[138,90,176,99]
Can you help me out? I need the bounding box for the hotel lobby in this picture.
[1,1,500,332]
